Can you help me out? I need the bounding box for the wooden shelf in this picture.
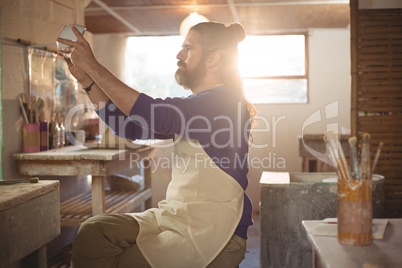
[60,188,152,227]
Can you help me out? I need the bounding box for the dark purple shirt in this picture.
[97,85,253,239]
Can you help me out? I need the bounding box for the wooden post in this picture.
[142,158,153,209]
[350,0,359,138]
[92,175,105,215]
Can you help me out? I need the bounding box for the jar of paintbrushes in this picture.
[18,93,46,153]
[324,131,383,245]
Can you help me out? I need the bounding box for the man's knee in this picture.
[77,214,120,236]
[75,214,139,249]
[81,214,115,225]
[74,215,108,248]
[78,215,101,233]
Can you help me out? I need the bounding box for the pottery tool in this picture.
[327,130,351,180]
[0,177,39,185]
[348,136,360,179]
[371,142,383,178]
[360,133,371,180]
[18,94,29,123]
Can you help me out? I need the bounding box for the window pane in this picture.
[243,79,307,104]
[238,35,305,77]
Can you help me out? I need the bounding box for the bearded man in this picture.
[57,21,255,268]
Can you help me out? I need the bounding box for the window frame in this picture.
[241,32,309,104]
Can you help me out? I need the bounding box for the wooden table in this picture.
[14,145,154,227]
[0,180,60,268]
[302,219,402,268]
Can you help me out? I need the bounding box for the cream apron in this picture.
[129,135,245,268]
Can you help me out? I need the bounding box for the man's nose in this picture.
[176,49,186,61]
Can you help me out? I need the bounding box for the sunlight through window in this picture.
[239,34,308,104]
[125,34,307,103]
[239,35,305,78]
[125,36,189,98]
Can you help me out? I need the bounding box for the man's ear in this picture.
[207,51,222,68]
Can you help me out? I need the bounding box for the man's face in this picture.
[175,30,206,90]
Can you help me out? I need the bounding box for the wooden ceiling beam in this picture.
[86,4,227,12]
[227,0,241,23]
[236,1,349,7]
[85,0,350,35]
[91,0,141,34]
[85,1,350,12]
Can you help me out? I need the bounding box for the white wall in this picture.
[93,34,127,81]
[247,28,351,212]
[0,0,87,179]
[0,0,93,259]
[94,28,351,212]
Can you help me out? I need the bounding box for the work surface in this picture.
[13,145,154,226]
[0,180,60,267]
[13,145,152,176]
[0,180,59,211]
[13,145,144,161]
[302,219,402,268]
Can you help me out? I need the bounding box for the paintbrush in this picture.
[358,134,371,243]
[19,92,27,104]
[327,130,351,180]
[19,93,30,122]
[370,142,383,178]
[18,94,29,123]
[29,96,38,123]
[37,97,44,122]
[360,133,371,180]
[323,133,341,177]
[348,136,360,179]
[31,96,41,123]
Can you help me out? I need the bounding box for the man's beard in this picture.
[175,59,206,90]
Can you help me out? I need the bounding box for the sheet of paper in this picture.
[313,218,389,239]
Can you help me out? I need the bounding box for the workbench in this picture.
[0,180,60,268]
[302,219,402,267]
[14,145,154,227]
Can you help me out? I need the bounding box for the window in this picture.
[125,36,190,98]
[238,34,308,104]
[125,34,308,103]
